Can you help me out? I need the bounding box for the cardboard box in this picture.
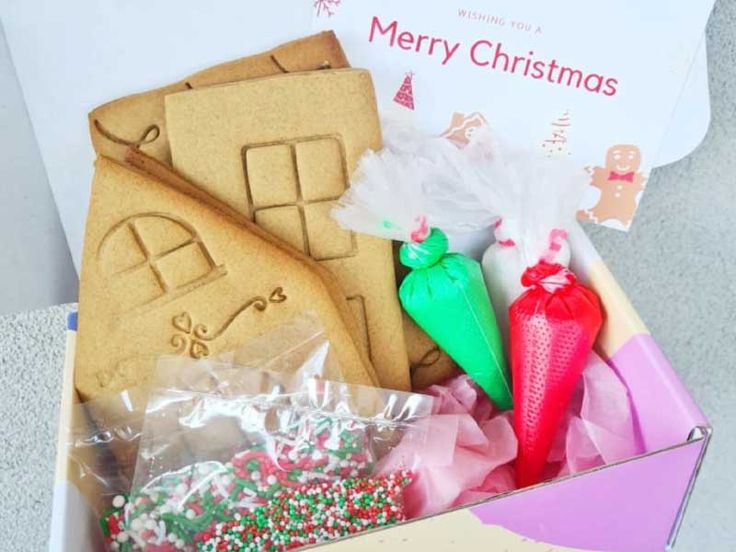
[48,226,710,552]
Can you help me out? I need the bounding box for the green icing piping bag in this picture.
[331,119,511,409]
[399,228,511,410]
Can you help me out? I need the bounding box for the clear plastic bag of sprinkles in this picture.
[122,379,433,551]
[86,314,343,551]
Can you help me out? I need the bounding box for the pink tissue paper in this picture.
[378,352,642,518]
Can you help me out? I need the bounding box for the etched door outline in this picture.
[242,135,372,359]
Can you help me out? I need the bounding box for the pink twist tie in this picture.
[493,219,516,248]
[410,215,430,243]
[541,228,568,263]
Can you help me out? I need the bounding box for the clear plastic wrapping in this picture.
[475,148,589,340]
[216,312,342,384]
[72,314,350,550]
[121,379,433,549]
[152,312,339,399]
[66,387,148,537]
[332,119,493,243]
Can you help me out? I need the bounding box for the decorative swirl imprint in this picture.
[171,287,287,359]
[270,55,332,74]
[410,346,442,373]
[93,120,161,147]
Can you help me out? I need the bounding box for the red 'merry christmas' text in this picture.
[368,16,619,97]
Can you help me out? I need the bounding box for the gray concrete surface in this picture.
[0,305,74,551]
[0,2,734,551]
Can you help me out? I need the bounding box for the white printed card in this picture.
[313,0,715,230]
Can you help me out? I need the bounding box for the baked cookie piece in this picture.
[165,69,410,390]
[404,314,459,391]
[89,32,349,164]
[75,157,376,400]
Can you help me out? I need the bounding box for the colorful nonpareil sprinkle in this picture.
[103,416,376,550]
[194,471,413,551]
[100,495,137,551]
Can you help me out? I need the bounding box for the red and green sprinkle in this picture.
[193,471,413,551]
[99,416,382,550]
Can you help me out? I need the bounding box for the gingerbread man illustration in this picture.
[578,144,647,228]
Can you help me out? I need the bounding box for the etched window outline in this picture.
[241,135,358,261]
[98,213,226,314]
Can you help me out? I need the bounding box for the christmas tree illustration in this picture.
[541,109,572,158]
[393,72,415,111]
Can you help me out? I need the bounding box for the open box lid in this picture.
[312,0,716,231]
[0,0,715,282]
[657,39,711,168]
